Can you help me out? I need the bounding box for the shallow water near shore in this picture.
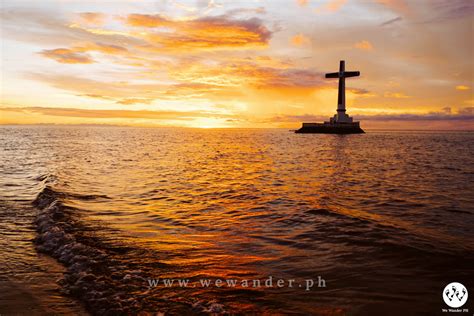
[1,126,473,315]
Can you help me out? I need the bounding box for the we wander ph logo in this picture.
[443,282,468,308]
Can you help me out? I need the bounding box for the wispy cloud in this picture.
[74,42,128,54]
[26,72,225,101]
[350,88,377,97]
[168,61,325,88]
[26,55,325,104]
[116,98,155,105]
[268,108,474,123]
[384,92,411,98]
[357,109,474,121]
[40,48,94,64]
[78,12,106,26]
[0,107,236,120]
[380,16,402,26]
[40,42,129,64]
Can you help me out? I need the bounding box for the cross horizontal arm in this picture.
[344,71,360,78]
[325,72,340,78]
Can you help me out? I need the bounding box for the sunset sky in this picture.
[1,0,473,129]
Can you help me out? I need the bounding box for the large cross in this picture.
[325,60,360,114]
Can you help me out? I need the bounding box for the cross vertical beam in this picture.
[325,60,360,115]
[338,60,345,113]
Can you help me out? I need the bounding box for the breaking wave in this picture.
[33,186,226,315]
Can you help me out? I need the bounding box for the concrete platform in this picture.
[295,122,365,134]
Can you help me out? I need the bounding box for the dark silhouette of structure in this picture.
[295,60,364,134]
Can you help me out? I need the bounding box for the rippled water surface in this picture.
[1,126,473,315]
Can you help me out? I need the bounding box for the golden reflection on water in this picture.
[58,130,472,270]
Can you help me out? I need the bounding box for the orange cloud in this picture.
[74,42,128,54]
[315,0,347,13]
[40,42,127,64]
[78,12,106,26]
[126,14,171,28]
[354,40,374,51]
[80,94,114,100]
[456,85,470,90]
[291,34,310,46]
[40,48,94,64]
[384,92,411,98]
[124,14,272,51]
[116,98,154,105]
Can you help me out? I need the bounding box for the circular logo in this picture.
[443,282,468,308]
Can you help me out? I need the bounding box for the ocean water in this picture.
[1,125,473,315]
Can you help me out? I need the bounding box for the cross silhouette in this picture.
[325,60,360,113]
